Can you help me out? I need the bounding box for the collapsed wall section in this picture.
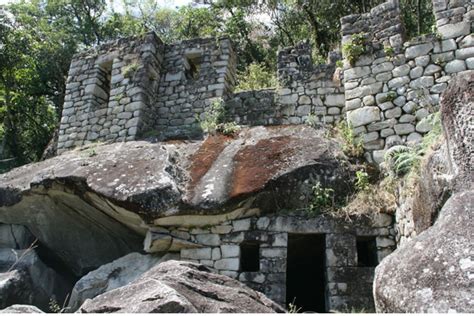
[225,42,345,126]
[57,33,164,153]
[341,0,473,163]
[153,38,237,139]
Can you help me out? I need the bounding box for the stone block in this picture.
[405,43,433,59]
[181,248,212,260]
[344,66,371,80]
[232,218,251,232]
[261,248,286,258]
[394,123,415,135]
[438,22,470,39]
[221,245,240,258]
[214,258,239,271]
[195,234,221,246]
[392,64,411,77]
[445,59,467,73]
[211,225,232,234]
[388,76,410,89]
[347,107,381,128]
[455,47,474,60]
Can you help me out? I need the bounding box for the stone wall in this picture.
[58,32,164,153]
[225,42,345,127]
[153,37,237,139]
[144,213,396,312]
[341,0,473,163]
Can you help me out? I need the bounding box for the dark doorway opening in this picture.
[240,241,260,272]
[286,234,326,312]
[356,236,378,267]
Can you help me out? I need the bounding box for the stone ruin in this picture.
[52,0,473,311]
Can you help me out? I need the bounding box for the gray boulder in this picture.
[0,270,33,309]
[68,252,178,311]
[0,305,44,313]
[0,248,69,310]
[0,224,35,249]
[0,125,353,274]
[78,260,285,313]
[374,191,473,312]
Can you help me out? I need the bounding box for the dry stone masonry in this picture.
[143,213,396,312]
[341,0,473,163]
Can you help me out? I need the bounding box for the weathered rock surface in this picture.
[375,70,474,312]
[0,304,44,313]
[78,260,285,313]
[374,190,473,312]
[0,248,69,310]
[68,252,178,311]
[0,125,352,274]
[0,270,33,309]
[439,70,473,190]
[0,224,35,249]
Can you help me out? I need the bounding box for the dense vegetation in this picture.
[0,0,435,170]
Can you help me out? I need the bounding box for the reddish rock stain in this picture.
[230,136,294,198]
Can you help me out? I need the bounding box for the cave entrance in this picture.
[286,234,326,313]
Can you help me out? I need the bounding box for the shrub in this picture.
[307,182,334,215]
[384,112,442,176]
[199,98,240,136]
[234,63,277,92]
[342,33,367,66]
[123,61,140,78]
[335,120,364,158]
[383,44,395,58]
[355,170,370,191]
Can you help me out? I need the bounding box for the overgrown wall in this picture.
[225,42,345,126]
[342,0,473,163]
[153,37,237,139]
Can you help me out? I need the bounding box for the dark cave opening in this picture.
[286,233,326,313]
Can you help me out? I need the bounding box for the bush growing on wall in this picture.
[235,63,277,92]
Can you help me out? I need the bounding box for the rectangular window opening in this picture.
[356,236,378,267]
[184,52,201,80]
[97,60,113,106]
[240,241,259,272]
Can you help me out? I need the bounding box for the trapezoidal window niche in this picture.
[240,241,260,272]
[88,61,112,109]
[356,236,378,267]
[184,50,202,81]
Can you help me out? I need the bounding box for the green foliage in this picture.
[335,60,344,68]
[342,33,367,66]
[384,112,442,176]
[235,63,277,92]
[305,113,319,128]
[122,62,140,78]
[336,120,364,158]
[386,91,398,102]
[199,98,240,136]
[355,170,370,191]
[384,44,395,57]
[307,182,334,215]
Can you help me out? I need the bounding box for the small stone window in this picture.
[240,241,260,272]
[97,60,112,105]
[356,236,378,267]
[184,51,202,80]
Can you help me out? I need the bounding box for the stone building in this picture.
[52,0,474,312]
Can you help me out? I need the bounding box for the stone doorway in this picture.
[286,233,326,312]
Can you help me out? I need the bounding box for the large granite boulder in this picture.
[78,260,285,313]
[0,125,353,275]
[374,190,473,312]
[68,252,178,311]
[0,305,44,313]
[0,224,35,249]
[374,70,474,312]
